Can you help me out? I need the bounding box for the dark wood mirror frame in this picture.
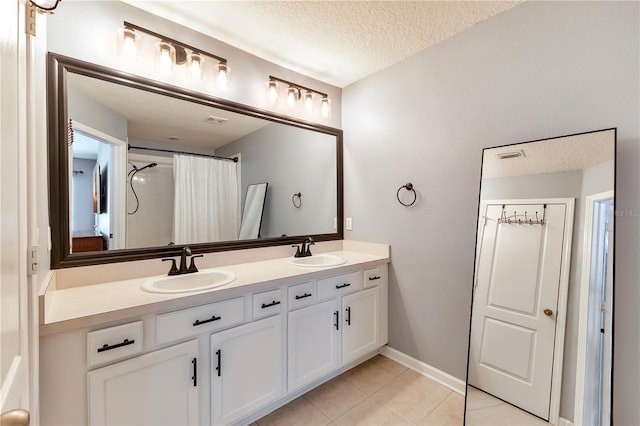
[48,53,344,269]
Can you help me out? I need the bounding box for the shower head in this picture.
[137,162,158,172]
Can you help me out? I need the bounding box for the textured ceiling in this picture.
[121,1,520,87]
[482,131,615,178]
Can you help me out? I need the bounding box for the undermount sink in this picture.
[287,254,347,267]
[141,269,236,294]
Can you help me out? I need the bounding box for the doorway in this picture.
[575,191,614,425]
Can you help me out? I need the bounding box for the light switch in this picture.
[346,217,353,231]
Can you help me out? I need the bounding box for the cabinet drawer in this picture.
[157,297,245,345]
[364,265,386,288]
[317,271,362,300]
[288,281,316,310]
[253,288,284,319]
[87,321,143,368]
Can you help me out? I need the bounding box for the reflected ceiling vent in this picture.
[206,115,229,125]
[496,150,525,160]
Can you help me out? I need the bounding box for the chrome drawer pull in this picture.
[97,338,135,353]
[193,315,221,326]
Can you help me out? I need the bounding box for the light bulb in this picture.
[320,96,331,118]
[304,91,314,113]
[156,42,174,73]
[122,28,137,59]
[287,87,298,109]
[267,80,278,104]
[188,53,203,82]
[216,63,230,90]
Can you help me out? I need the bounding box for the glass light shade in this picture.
[188,53,203,82]
[118,28,138,61]
[304,91,314,113]
[287,87,299,109]
[156,42,175,73]
[267,80,278,104]
[320,96,331,118]
[216,63,230,90]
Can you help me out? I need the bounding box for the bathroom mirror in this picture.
[465,128,615,425]
[238,183,268,240]
[48,53,343,268]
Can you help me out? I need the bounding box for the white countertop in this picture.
[40,242,390,335]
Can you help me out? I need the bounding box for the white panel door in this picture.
[211,316,283,425]
[342,287,379,364]
[469,202,569,420]
[288,299,340,391]
[87,339,200,426]
[0,0,30,423]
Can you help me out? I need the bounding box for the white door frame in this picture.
[71,121,127,250]
[574,190,614,425]
[475,198,574,425]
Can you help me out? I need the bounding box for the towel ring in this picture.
[397,183,416,207]
[292,192,302,208]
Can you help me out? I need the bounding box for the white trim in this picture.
[558,417,574,426]
[574,190,614,426]
[378,345,466,395]
[476,198,574,425]
[72,121,128,250]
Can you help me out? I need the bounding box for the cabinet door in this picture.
[342,287,379,364]
[288,299,340,392]
[211,315,283,425]
[87,339,199,426]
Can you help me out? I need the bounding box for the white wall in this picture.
[342,2,639,424]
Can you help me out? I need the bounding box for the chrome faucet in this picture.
[293,237,315,258]
[163,246,202,275]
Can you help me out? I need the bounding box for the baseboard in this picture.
[558,417,574,426]
[378,345,466,395]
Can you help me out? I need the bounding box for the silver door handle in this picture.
[0,409,30,426]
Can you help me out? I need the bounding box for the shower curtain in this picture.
[173,155,239,244]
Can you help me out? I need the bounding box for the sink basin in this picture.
[141,269,236,294]
[287,254,347,268]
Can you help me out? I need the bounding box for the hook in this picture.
[397,183,416,207]
[292,192,302,208]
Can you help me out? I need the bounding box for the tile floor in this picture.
[464,387,549,426]
[255,355,552,426]
[255,354,464,425]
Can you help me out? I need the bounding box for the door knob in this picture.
[0,409,30,426]
[543,308,554,317]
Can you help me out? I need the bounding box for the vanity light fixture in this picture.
[120,22,229,89]
[267,75,331,118]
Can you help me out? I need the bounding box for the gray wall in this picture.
[67,87,127,142]
[71,158,96,233]
[216,123,337,238]
[342,2,639,424]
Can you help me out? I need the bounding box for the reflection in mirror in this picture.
[48,53,343,268]
[465,129,615,426]
[238,183,268,240]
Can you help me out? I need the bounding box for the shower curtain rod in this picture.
[128,144,238,162]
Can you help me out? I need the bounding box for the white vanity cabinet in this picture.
[288,298,340,391]
[210,315,283,425]
[87,339,200,426]
[288,265,388,392]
